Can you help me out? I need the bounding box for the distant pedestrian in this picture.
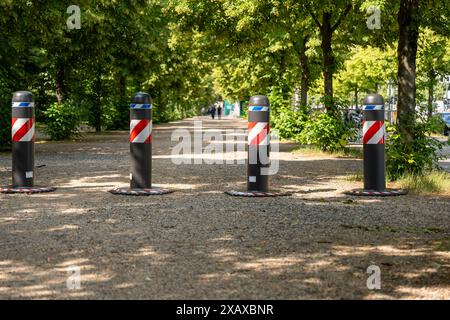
[209,105,216,119]
[217,104,222,120]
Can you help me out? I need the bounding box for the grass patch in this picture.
[394,171,450,195]
[339,147,363,158]
[344,172,364,182]
[292,145,363,159]
[433,238,450,251]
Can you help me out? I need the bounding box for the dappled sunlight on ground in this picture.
[0,257,112,299]
[0,117,448,299]
[332,245,430,257]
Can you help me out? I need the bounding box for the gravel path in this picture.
[0,117,449,299]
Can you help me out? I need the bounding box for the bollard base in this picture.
[225,190,292,197]
[109,187,172,196]
[0,186,56,194]
[344,189,407,197]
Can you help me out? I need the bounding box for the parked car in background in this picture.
[440,112,450,136]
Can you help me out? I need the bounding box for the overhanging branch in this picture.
[331,4,352,32]
[304,3,322,29]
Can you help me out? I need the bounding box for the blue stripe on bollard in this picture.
[248,106,270,111]
[130,103,152,109]
[363,105,384,110]
[12,102,34,108]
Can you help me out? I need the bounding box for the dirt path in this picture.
[0,117,449,299]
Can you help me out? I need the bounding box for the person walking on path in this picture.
[209,105,216,120]
[217,103,223,120]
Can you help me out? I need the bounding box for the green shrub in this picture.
[271,104,309,140]
[241,104,248,119]
[103,100,129,130]
[268,85,311,140]
[153,104,184,123]
[428,114,446,134]
[386,120,447,180]
[297,112,351,152]
[44,101,81,140]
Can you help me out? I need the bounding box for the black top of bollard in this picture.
[248,95,269,107]
[363,93,384,105]
[132,92,152,104]
[12,91,33,102]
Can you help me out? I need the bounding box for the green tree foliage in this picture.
[416,28,450,118]
[335,46,396,106]
[168,0,323,108]
[0,0,215,145]
[302,0,364,109]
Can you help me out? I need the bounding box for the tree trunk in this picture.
[321,12,334,108]
[306,4,351,113]
[354,85,359,109]
[35,78,46,121]
[279,50,286,81]
[299,36,310,106]
[93,70,102,132]
[119,75,126,102]
[397,0,420,143]
[55,60,66,104]
[427,69,435,119]
[276,50,291,102]
[118,75,128,129]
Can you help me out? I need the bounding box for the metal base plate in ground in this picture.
[109,187,172,196]
[344,189,407,197]
[225,190,292,197]
[0,186,56,194]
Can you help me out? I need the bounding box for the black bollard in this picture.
[225,95,290,197]
[0,91,55,194]
[344,93,407,196]
[109,92,170,196]
[247,95,270,192]
[11,91,35,188]
[362,94,386,191]
[130,92,152,189]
